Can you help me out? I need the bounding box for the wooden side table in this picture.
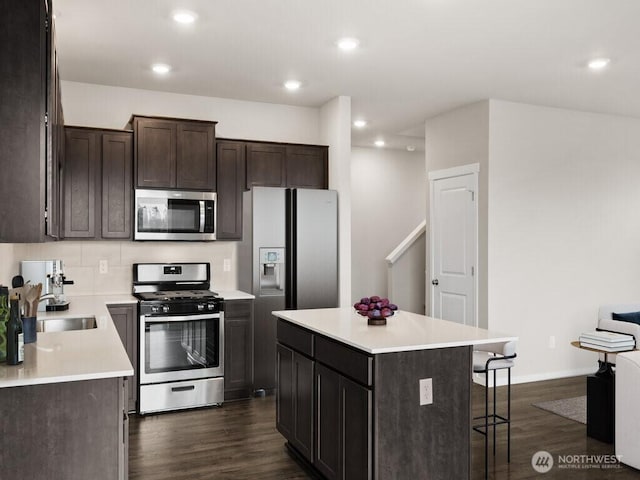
[572,341,635,443]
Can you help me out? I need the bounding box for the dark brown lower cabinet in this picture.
[316,364,372,480]
[224,299,254,400]
[0,377,128,480]
[107,303,138,413]
[276,343,314,463]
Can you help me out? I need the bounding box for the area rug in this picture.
[532,396,587,425]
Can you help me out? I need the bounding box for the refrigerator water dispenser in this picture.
[259,248,285,296]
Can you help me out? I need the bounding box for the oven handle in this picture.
[144,313,221,323]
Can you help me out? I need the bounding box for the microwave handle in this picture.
[199,201,205,233]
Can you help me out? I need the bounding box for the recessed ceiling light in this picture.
[284,80,302,91]
[374,140,385,147]
[588,57,610,70]
[353,120,367,128]
[173,10,197,24]
[152,63,171,74]
[337,37,360,51]
[406,145,416,152]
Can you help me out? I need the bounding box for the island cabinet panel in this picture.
[246,143,287,188]
[374,346,472,480]
[134,118,176,188]
[223,299,254,400]
[176,122,216,190]
[0,377,126,480]
[315,358,372,480]
[108,304,138,413]
[216,140,246,240]
[286,145,328,189]
[276,343,314,463]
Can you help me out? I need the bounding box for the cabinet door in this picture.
[176,121,216,190]
[135,118,176,188]
[224,300,253,400]
[63,128,97,238]
[341,376,372,480]
[315,363,341,479]
[276,344,294,439]
[292,351,314,462]
[108,304,138,413]
[102,132,132,239]
[246,143,286,189]
[216,141,246,240]
[46,18,62,239]
[286,146,328,189]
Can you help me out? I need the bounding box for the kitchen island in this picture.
[273,308,517,480]
[0,295,135,480]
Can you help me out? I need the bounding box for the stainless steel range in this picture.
[133,263,224,414]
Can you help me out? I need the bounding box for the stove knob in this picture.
[162,305,170,313]
[207,303,215,310]
[151,306,160,313]
[197,304,205,311]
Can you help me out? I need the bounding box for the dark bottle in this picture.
[6,295,24,365]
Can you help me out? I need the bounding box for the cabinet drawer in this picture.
[224,300,252,318]
[315,336,373,387]
[277,319,313,357]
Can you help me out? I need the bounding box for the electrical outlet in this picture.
[99,259,108,274]
[548,335,556,349]
[419,378,433,406]
[223,259,231,272]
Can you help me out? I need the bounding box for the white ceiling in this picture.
[54,0,640,151]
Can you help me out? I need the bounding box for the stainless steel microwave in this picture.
[134,189,216,241]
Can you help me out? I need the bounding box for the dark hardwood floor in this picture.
[129,376,640,479]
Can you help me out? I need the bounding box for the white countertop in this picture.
[0,295,136,388]
[272,308,518,354]
[216,290,255,301]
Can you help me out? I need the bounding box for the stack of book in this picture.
[579,330,635,352]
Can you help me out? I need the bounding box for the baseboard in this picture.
[473,366,596,387]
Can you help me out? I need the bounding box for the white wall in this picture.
[61,81,322,144]
[321,96,352,306]
[425,101,490,326]
[351,146,426,303]
[488,100,640,382]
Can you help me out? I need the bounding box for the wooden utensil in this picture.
[32,283,42,316]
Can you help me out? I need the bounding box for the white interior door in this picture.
[429,165,478,326]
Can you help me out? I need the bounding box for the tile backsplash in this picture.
[8,241,238,295]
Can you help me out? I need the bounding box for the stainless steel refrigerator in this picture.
[238,187,338,392]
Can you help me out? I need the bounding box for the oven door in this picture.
[134,189,216,241]
[140,312,224,384]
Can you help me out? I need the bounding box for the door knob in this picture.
[432,279,439,286]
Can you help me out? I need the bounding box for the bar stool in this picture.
[472,341,517,480]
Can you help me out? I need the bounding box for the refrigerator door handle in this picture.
[285,188,296,309]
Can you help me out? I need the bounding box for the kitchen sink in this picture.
[36,316,97,332]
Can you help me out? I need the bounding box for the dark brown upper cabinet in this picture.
[286,145,328,189]
[133,116,216,190]
[216,141,246,240]
[246,143,287,189]
[64,129,98,238]
[0,0,62,242]
[63,127,132,240]
[102,132,133,239]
